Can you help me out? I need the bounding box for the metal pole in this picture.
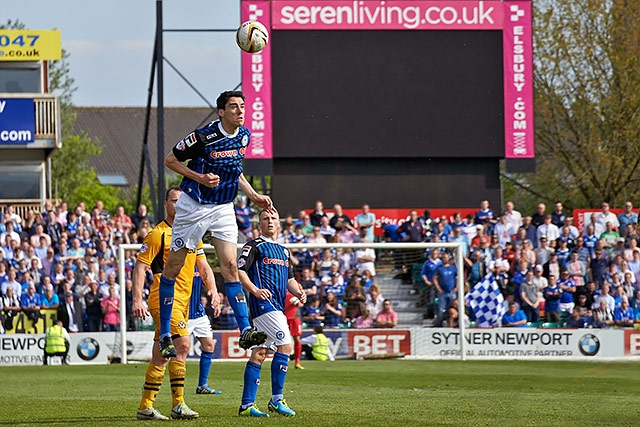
[156,0,166,223]
[118,245,127,364]
[136,32,158,215]
[457,243,466,361]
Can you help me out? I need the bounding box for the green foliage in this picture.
[1,360,639,426]
[508,0,640,210]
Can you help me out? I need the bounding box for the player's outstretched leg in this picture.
[238,361,269,417]
[158,275,177,358]
[268,352,296,416]
[137,363,169,420]
[225,281,267,349]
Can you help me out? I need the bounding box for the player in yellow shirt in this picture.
[132,186,220,420]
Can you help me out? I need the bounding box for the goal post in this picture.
[116,241,466,364]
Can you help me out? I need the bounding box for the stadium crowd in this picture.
[1,197,639,334]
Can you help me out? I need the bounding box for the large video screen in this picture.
[272,29,504,158]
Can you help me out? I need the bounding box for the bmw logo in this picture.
[77,338,100,361]
[578,334,600,356]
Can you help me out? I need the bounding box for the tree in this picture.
[505,1,640,212]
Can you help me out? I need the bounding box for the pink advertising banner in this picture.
[241,0,273,160]
[240,0,534,159]
[502,0,535,158]
[271,0,504,30]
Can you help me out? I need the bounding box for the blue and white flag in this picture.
[465,273,506,327]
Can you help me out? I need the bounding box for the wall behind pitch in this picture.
[272,157,501,214]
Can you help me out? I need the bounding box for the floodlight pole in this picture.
[155,0,166,222]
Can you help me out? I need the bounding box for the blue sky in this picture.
[1,0,242,106]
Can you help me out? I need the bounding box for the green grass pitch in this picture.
[0,359,638,426]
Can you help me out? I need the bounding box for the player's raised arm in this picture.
[197,258,220,317]
[165,151,219,188]
[132,260,149,319]
[238,173,272,210]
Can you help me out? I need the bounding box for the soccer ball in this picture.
[236,20,269,53]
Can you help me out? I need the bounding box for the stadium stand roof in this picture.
[72,107,218,188]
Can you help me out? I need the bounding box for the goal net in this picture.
[116,241,465,363]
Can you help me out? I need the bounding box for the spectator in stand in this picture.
[473,200,495,226]
[131,204,153,233]
[575,293,591,318]
[309,200,327,227]
[298,267,319,302]
[543,252,561,280]
[420,249,442,312]
[329,204,353,232]
[623,239,639,262]
[551,202,567,228]
[66,211,80,238]
[1,268,22,298]
[20,282,42,325]
[566,251,587,288]
[58,292,83,332]
[618,202,637,237]
[543,274,561,323]
[321,290,344,328]
[4,205,23,233]
[583,213,605,239]
[600,222,620,249]
[536,215,560,246]
[565,306,586,328]
[100,273,120,298]
[460,213,477,247]
[0,260,8,285]
[556,238,571,269]
[318,216,336,242]
[336,220,358,243]
[592,299,614,327]
[502,301,527,327]
[493,213,515,249]
[531,203,546,229]
[84,280,103,332]
[345,275,366,320]
[29,223,51,249]
[534,236,553,266]
[354,308,374,328]
[0,222,21,245]
[433,251,457,326]
[504,201,523,231]
[234,196,254,239]
[365,283,384,319]
[354,204,376,243]
[593,283,615,311]
[590,248,609,288]
[597,202,620,231]
[302,296,324,328]
[42,283,60,309]
[562,216,580,240]
[470,224,490,251]
[113,206,133,234]
[45,211,62,251]
[520,269,540,322]
[2,285,21,328]
[375,299,398,328]
[101,285,120,332]
[517,217,537,250]
[631,289,640,312]
[28,257,45,288]
[354,246,376,277]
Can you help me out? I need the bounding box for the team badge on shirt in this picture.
[238,258,246,268]
[241,135,249,147]
[139,243,148,254]
[176,140,186,151]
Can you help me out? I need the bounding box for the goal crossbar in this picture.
[117,241,467,363]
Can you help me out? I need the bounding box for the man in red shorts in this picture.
[284,290,305,369]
